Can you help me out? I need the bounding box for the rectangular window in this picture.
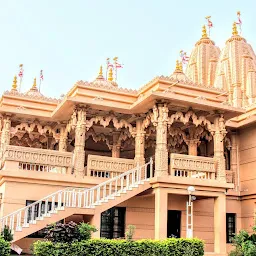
[226,213,236,243]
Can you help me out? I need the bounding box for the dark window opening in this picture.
[226,213,236,243]
[100,207,126,239]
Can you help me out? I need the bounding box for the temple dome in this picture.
[185,25,220,87]
[91,66,118,87]
[25,78,44,97]
[214,22,256,107]
[170,60,193,84]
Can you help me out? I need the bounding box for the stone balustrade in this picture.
[87,154,135,178]
[2,145,73,174]
[170,153,217,180]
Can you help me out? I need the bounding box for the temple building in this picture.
[0,22,255,256]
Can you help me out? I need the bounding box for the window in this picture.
[226,213,236,243]
[100,207,126,239]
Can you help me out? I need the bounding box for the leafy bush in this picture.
[0,236,11,256]
[77,222,97,241]
[229,226,256,256]
[43,221,97,243]
[33,238,204,256]
[1,225,13,242]
[125,225,136,241]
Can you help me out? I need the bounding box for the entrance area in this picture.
[167,210,181,238]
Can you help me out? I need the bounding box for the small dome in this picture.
[169,60,193,84]
[91,66,118,87]
[25,78,44,97]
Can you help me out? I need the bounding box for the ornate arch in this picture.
[86,115,133,134]
[168,111,213,130]
[85,129,111,149]
[11,122,60,140]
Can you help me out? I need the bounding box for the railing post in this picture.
[150,157,153,178]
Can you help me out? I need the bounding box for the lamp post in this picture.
[186,186,196,238]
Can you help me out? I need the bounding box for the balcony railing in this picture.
[2,145,73,174]
[86,155,135,178]
[170,153,217,180]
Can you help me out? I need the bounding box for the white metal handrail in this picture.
[0,158,153,234]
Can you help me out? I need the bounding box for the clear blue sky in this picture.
[0,0,255,98]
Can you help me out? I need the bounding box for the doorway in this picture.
[167,210,181,238]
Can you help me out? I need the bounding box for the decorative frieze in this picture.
[3,145,72,167]
[170,153,216,179]
[87,154,135,176]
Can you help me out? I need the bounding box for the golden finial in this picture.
[175,60,180,70]
[179,61,183,72]
[12,75,17,90]
[232,22,238,36]
[99,65,103,76]
[96,65,104,80]
[108,68,113,81]
[202,25,208,38]
[32,77,37,89]
[174,60,182,72]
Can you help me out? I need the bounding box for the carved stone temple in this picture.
[0,23,255,256]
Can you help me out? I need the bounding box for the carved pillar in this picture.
[59,123,68,152]
[112,132,121,158]
[230,132,238,189]
[212,115,227,181]
[152,104,169,176]
[74,108,86,176]
[134,119,145,165]
[185,139,200,156]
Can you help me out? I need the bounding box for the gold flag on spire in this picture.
[232,22,238,36]
[12,75,17,91]
[108,68,113,81]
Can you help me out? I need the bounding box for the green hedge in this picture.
[0,236,10,256]
[33,238,204,256]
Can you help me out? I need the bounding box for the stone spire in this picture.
[185,24,220,87]
[214,22,256,107]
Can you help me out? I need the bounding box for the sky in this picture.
[0,0,256,98]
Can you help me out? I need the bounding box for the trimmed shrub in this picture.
[42,221,96,243]
[33,238,204,256]
[0,236,11,256]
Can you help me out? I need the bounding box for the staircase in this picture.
[0,159,153,242]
